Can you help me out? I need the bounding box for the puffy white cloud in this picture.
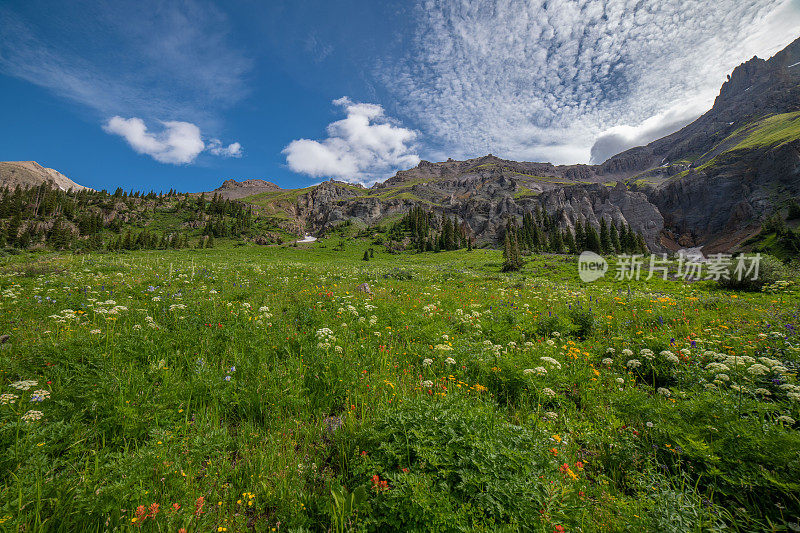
[383,0,800,164]
[283,97,420,183]
[207,139,243,158]
[103,116,241,164]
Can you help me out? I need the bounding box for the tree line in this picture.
[0,183,254,251]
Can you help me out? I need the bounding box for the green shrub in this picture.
[717,254,793,291]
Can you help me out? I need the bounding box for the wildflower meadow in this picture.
[1,239,799,531]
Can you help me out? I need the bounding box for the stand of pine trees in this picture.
[0,183,258,251]
[511,207,648,255]
[395,206,473,252]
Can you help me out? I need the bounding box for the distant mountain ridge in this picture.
[4,37,800,254]
[227,36,800,253]
[0,161,91,192]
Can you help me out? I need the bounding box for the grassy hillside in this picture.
[0,184,295,252]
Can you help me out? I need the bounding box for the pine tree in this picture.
[599,218,611,254]
[362,249,370,261]
[585,224,601,253]
[574,219,585,251]
[610,223,621,254]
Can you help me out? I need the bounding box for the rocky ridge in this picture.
[0,161,91,192]
[232,37,800,253]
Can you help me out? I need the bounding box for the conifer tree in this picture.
[599,218,611,254]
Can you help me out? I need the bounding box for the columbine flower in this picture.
[30,390,50,402]
[21,410,43,423]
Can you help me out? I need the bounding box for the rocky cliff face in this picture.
[0,161,91,192]
[211,178,282,200]
[227,38,800,253]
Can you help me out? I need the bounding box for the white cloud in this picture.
[589,96,715,163]
[383,0,800,164]
[103,116,241,164]
[283,97,420,183]
[207,139,243,158]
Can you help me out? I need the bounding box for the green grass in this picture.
[1,241,799,531]
[731,111,800,151]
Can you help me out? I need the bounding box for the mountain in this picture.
[210,178,282,200]
[0,161,92,192]
[228,36,800,253]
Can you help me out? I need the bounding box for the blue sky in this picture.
[1,0,799,192]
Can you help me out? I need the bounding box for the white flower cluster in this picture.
[626,359,642,369]
[0,393,18,405]
[315,327,336,349]
[523,367,548,376]
[21,410,43,423]
[540,357,561,370]
[660,350,680,364]
[49,309,79,323]
[541,388,557,399]
[11,380,38,391]
[30,390,51,402]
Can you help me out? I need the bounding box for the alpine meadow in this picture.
[2,1,800,531]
